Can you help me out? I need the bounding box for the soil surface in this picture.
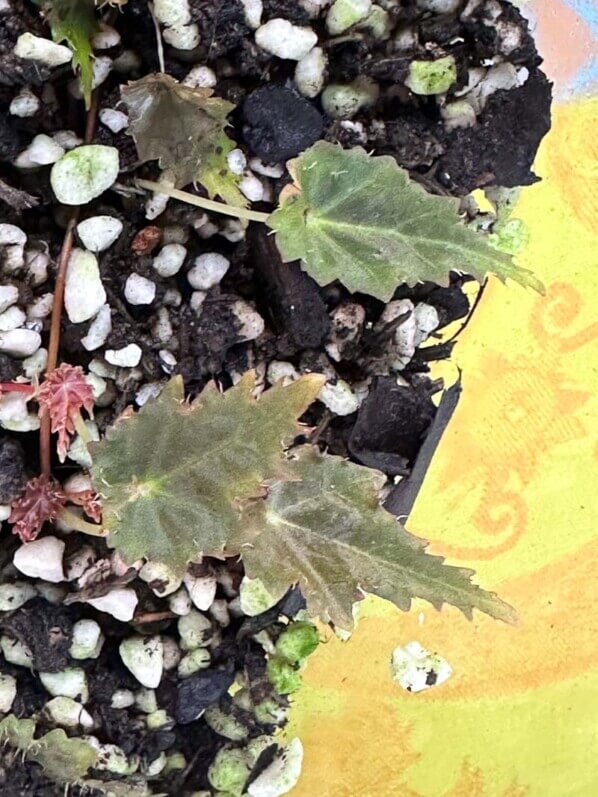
[0,0,551,794]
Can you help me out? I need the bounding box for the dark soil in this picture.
[0,0,551,793]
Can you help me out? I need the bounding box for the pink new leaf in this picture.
[9,476,66,543]
[65,488,102,523]
[37,364,94,462]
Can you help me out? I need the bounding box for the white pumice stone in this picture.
[209,599,230,627]
[65,545,97,581]
[64,248,106,323]
[14,536,65,583]
[15,33,72,67]
[178,610,213,651]
[177,648,211,678]
[295,47,327,98]
[248,158,284,178]
[44,696,94,729]
[86,739,139,775]
[125,273,156,305]
[70,619,104,660]
[139,561,182,597]
[183,64,217,88]
[168,587,193,616]
[145,190,169,219]
[154,0,191,28]
[0,505,10,522]
[183,572,217,611]
[111,689,135,709]
[0,393,39,432]
[51,145,119,206]
[15,134,64,168]
[135,382,162,407]
[9,88,40,117]
[241,0,263,29]
[105,344,142,368]
[239,172,264,202]
[1,636,33,668]
[120,636,164,689]
[27,293,54,319]
[227,148,247,175]
[146,709,170,730]
[159,349,177,374]
[135,688,158,714]
[25,248,50,285]
[92,23,121,49]
[77,215,123,252]
[321,76,379,119]
[163,23,201,50]
[86,588,138,622]
[152,307,173,344]
[0,285,19,314]
[232,300,264,342]
[0,223,26,247]
[255,19,318,61]
[319,379,360,416]
[391,640,452,692]
[248,738,304,797]
[221,218,247,243]
[0,305,26,331]
[0,674,17,713]
[40,668,89,702]
[153,243,187,278]
[67,56,112,97]
[326,302,366,361]
[88,372,107,400]
[162,224,189,245]
[52,129,83,150]
[81,303,112,352]
[327,0,372,35]
[162,288,182,307]
[162,638,182,671]
[144,751,167,777]
[267,360,299,386]
[22,348,48,378]
[67,421,99,468]
[190,292,205,318]
[416,0,461,11]
[0,582,37,611]
[413,302,440,346]
[187,253,230,290]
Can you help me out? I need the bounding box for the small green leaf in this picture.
[91,373,325,576]
[197,133,249,208]
[0,714,97,783]
[238,448,516,630]
[121,73,235,188]
[47,0,100,109]
[268,142,542,301]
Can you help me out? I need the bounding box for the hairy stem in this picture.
[58,507,106,537]
[40,89,101,477]
[0,383,35,394]
[137,179,271,223]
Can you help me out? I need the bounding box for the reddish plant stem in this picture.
[0,383,35,394]
[40,89,101,477]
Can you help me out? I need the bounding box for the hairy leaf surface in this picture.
[197,132,249,208]
[0,715,97,782]
[47,0,100,109]
[90,373,324,576]
[268,142,542,301]
[121,74,234,188]
[238,448,516,630]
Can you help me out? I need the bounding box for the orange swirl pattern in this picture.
[287,3,598,795]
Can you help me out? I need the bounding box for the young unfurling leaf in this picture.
[9,475,66,543]
[90,372,325,576]
[0,714,97,783]
[268,142,543,301]
[197,132,249,209]
[37,363,95,462]
[121,73,235,188]
[236,448,516,630]
[45,0,100,109]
